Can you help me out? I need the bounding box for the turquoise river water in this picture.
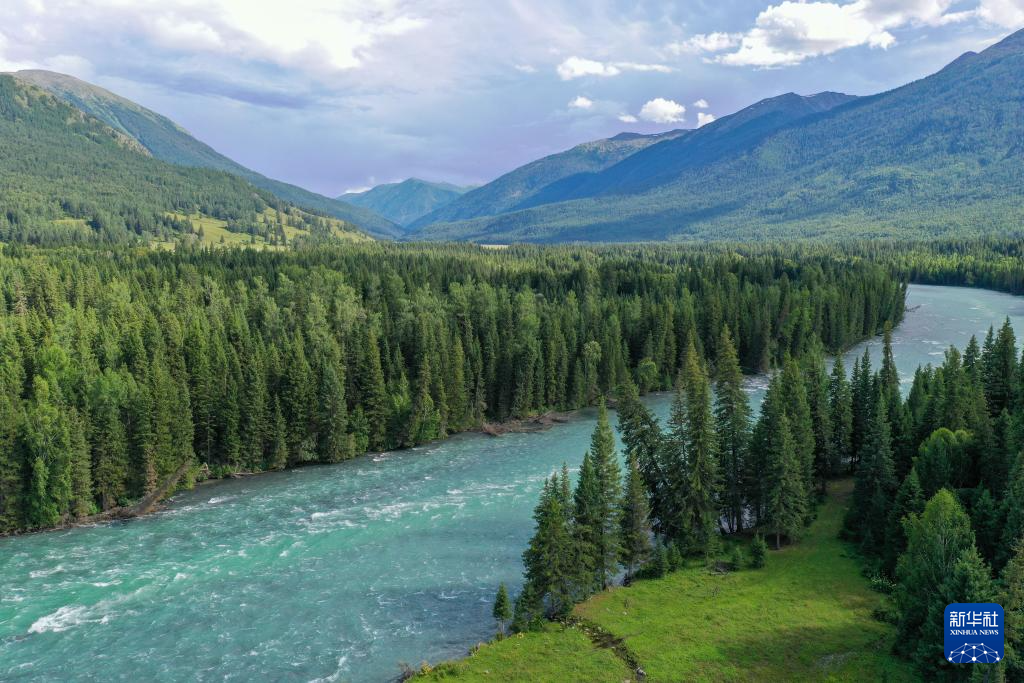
[2,285,1023,682]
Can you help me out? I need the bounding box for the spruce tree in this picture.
[492,583,512,637]
[680,342,720,556]
[1001,540,1024,679]
[846,390,896,553]
[588,402,621,589]
[759,379,806,550]
[883,468,925,576]
[714,327,750,534]
[616,380,667,534]
[620,452,652,583]
[828,357,853,476]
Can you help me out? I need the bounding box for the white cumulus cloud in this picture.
[667,32,741,54]
[697,112,716,127]
[682,0,1014,68]
[639,98,685,123]
[693,98,709,109]
[556,56,670,80]
[977,0,1024,27]
[618,113,638,123]
[568,95,593,109]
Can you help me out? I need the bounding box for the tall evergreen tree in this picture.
[758,378,806,550]
[620,452,652,583]
[846,390,897,553]
[587,402,621,588]
[714,327,750,533]
[828,357,853,476]
[679,342,720,555]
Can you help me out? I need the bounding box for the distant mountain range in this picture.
[408,128,687,230]
[13,70,401,239]
[409,29,1024,243]
[340,179,473,227]
[5,28,1024,246]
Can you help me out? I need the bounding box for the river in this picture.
[2,285,1023,682]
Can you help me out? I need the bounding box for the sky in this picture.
[1,1,1023,196]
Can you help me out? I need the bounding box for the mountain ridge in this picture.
[12,69,401,238]
[339,178,474,226]
[411,29,1024,243]
[408,128,689,229]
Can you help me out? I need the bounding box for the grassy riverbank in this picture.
[420,480,917,682]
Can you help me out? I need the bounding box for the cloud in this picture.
[514,64,537,73]
[977,0,1024,27]
[618,113,638,123]
[556,56,670,80]
[686,0,996,67]
[568,95,593,109]
[667,32,741,54]
[697,112,716,127]
[639,98,685,123]
[693,98,709,109]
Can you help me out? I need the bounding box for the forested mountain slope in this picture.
[414,29,1024,243]
[408,129,687,229]
[0,75,364,245]
[13,70,401,238]
[340,178,472,226]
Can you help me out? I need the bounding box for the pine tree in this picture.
[620,452,652,583]
[523,476,575,618]
[663,375,689,541]
[1001,540,1024,679]
[616,380,667,534]
[828,357,853,476]
[846,390,896,553]
[984,318,1018,416]
[492,583,512,637]
[883,468,925,576]
[588,402,621,588]
[1000,455,1024,568]
[680,342,720,556]
[759,380,806,550]
[851,349,873,470]
[714,327,750,533]
[804,348,834,495]
[750,534,768,569]
[779,356,815,506]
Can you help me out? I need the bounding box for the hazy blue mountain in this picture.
[340,178,473,226]
[14,70,401,238]
[413,29,1024,243]
[408,129,687,229]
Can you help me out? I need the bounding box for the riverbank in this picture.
[5,284,1020,682]
[418,480,917,682]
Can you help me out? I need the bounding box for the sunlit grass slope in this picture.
[423,480,917,682]
[419,623,633,682]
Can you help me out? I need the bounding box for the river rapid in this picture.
[2,284,1023,682]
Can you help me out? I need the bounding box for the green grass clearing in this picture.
[425,479,917,682]
[577,479,916,682]
[418,622,634,682]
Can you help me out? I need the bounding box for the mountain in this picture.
[516,91,858,208]
[408,128,687,229]
[413,29,1024,243]
[339,178,473,226]
[0,74,366,246]
[13,70,401,238]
